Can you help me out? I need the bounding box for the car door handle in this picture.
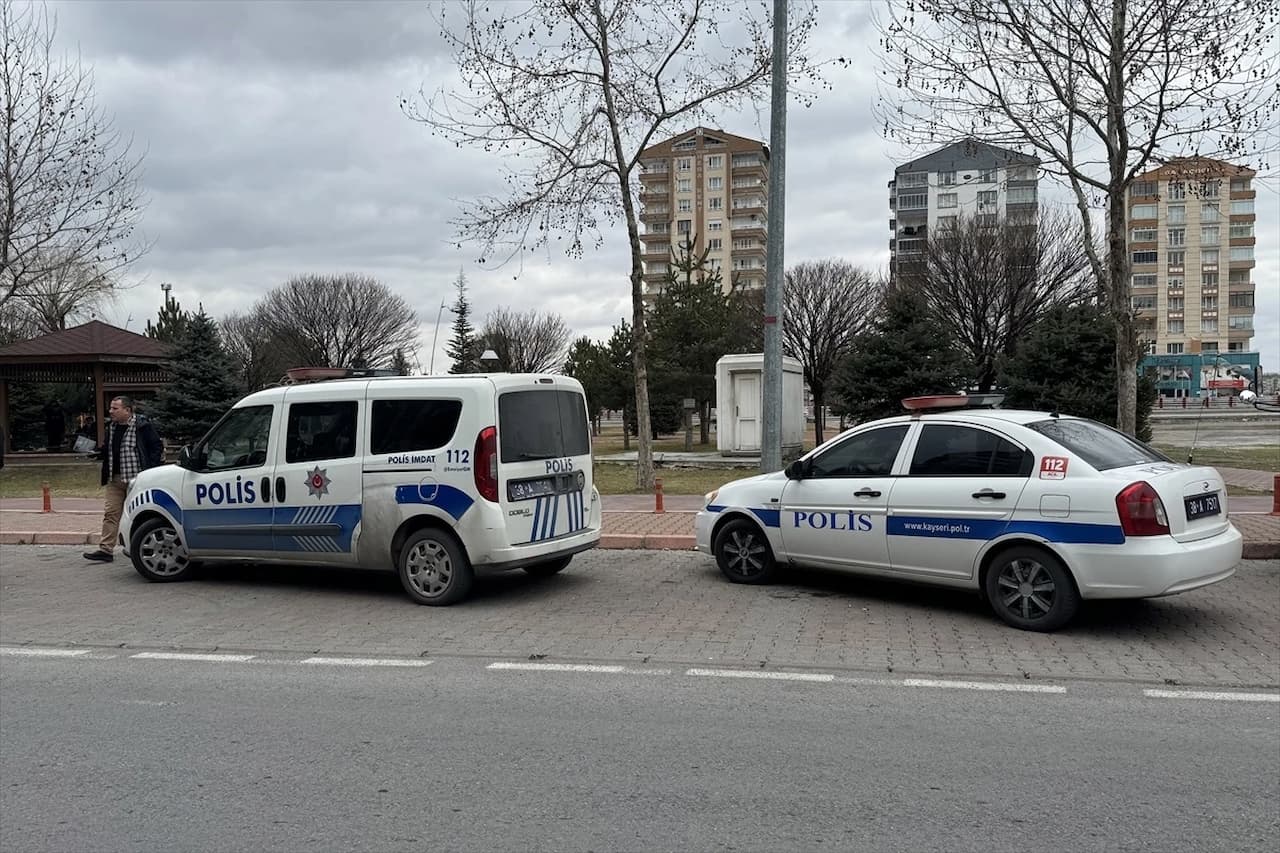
[854,488,882,498]
[972,489,1006,500]
[261,477,271,504]
[275,477,286,503]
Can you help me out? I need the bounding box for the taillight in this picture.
[474,426,498,503]
[1115,481,1169,537]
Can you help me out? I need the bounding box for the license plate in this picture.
[1184,492,1221,521]
[509,477,557,501]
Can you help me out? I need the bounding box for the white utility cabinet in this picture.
[715,353,804,457]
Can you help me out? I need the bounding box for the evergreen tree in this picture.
[563,336,609,434]
[445,270,479,373]
[150,310,241,444]
[146,290,192,344]
[999,304,1158,442]
[831,287,973,425]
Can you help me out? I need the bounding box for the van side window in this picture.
[202,405,273,471]
[370,399,463,455]
[286,401,358,464]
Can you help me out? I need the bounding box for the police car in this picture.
[694,395,1243,631]
[119,370,602,605]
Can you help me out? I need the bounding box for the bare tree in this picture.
[904,210,1094,392]
[256,274,419,370]
[0,0,146,309]
[877,0,1279,435]
[221,310,291,393]
[481,307,571,374]
[404,0,822,488]
[783,259,881,444]
[15,256,114,331]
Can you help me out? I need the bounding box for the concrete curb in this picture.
[599,533,697,551]
[0,532,96,546]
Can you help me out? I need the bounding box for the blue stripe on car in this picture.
[887,516,1124,545]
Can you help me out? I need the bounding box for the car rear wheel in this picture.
[984,545,1079,631]
[713,518,777,584]
[523,555,572,577]
[130,518,194,583]
[399,528,473,606]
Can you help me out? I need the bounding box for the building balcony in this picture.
[1228,259,1256,269]
[640,206,670,220]
[731,199,766,216]
[730,161,766,179]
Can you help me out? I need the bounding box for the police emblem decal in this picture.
[305,466,332,500]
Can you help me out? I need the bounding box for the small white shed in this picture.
[715,353,805,457]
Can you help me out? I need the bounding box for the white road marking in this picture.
[302,657,433,667]
[488,662,627,673]
[686,668,835,683]
[131,652,256,663]
[903,678,1066,694]
[1144,689,1280,703]
[0,646,91,657]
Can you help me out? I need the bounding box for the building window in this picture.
[1230,177,1251,192]
[1201,202,1219,222]
[1201,341,1218,352]
[1131,203,1157,219]
[1229,223,1254,239]
[677,198,692,212]
[1131,228,1157,242]
[1167,343,1184,354]
[1132,274,1157,288]
[707,196,723,210]
[677,178,692,193]
[1200,179,1220,198]
[1167,277,1183,291]
[1201,319,1218,333]
[939,171,956,186]
[676,157,692,170]
[977,190,998,208]
[1203,272,1219,289]
[707,220,722,232]
[708,238,723,251]
[706,155,723,169]
[1131,180,1157,197]
[708,176,723,190]
[898,193,927,210]
[1167,228,1185,246]
[1132,250,1158,264]
[1132,295,1157,311]
[1167,320,1184,334]
[937,193,958,209]
[1202,248,1219,267]
[976,213,998,227]
[979,169,996,183]
[1229,291,1255,308]
[1229,270,1250,285]
[1228,342,1246,352]
[1230,199,1254,215]
[898,171,928,188]
[1008,165,1036,181]
[1007,186,1036,204]
[1168,297,1184,311]
[677,219,691,234]
[1229,246,1255,262]
[1201,296,1218,312]
[1167,205,1186,224]
[1168,181,1186,200]
[1228,316,1254,330]
[937,215,957,230]
[1201,225,1219,245]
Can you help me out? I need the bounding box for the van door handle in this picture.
[854,488,882,498]
[275,477,286,503]
[261,477,271,503]
[973,489,1006,500]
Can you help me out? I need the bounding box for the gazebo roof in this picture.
[0,320,171,361]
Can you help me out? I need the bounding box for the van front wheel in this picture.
[398,529,473,606]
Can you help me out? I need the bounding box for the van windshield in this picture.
[498,390,590,463]
[1026,418,1171,471]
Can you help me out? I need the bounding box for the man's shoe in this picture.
[83,550,114,562]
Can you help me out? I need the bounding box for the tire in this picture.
[398,528,473,606]
[712,518,778,584]
[984,545,1079,631]
[130,517,194,583]
[523,555,572,577]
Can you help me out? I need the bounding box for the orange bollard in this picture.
[654,477,665,514]
[1271,475,1280,517]
[41,483,52,513]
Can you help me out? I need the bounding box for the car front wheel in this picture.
[984,545,1079,631]
[712,518,778,584]
[130,518,193,583]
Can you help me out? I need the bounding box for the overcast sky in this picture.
[43,0,1280,374]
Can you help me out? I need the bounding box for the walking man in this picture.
[83,396,164,562]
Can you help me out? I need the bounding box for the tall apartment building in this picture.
[888,139,1040,279]
[637,128,769,297]
[1125,158,1257,356]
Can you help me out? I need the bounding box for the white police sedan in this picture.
[694,396,1243,631]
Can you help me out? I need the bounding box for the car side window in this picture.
[909,424,1031,477]
[286,401,358,464]
[201,406,273,472]
[808,426,909,478]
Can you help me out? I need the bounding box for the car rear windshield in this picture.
[498,389,590,463]
[1026,418,1172,471]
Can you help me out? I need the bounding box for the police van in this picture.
[119,370,602,605]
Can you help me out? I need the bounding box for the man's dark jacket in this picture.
[99,416,165,486]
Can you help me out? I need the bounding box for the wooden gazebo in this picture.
[0,320,172,451]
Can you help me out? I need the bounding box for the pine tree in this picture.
[146,290,192,344]
[150,310,242,444]
[445,271,478,373]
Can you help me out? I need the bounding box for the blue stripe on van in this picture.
[394,484,475,521]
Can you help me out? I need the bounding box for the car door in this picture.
[778,424,912,571]
[270,389,365,563]
[180,402,279,557]
[887,422,1033,580]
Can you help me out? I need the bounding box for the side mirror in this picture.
[784,459,807,480]
[178,445,197,470]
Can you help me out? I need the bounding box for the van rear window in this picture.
[1026,418,1171,471]
[498,390,590,463]
[370,399,463,455]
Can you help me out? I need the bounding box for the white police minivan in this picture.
[119,370,602,605]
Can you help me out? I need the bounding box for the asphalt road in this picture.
[2,651,1277,853]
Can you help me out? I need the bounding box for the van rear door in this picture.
[495,381,593,546]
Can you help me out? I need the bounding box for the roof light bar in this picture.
[901,394,1005,412]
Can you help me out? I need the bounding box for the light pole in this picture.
[428,298,446,374]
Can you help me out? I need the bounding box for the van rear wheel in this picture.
[523,555,572,577]
[398,529,473,606]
